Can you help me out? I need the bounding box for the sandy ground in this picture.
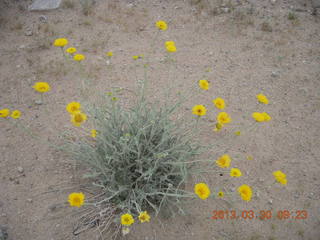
[0,0,320,239]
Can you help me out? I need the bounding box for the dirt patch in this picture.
[0,0,320,239]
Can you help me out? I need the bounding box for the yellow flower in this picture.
[138,211,151,223]
[71,112,87,127]
[213,98,225,110]
[217,112,231,124]
[273,170,287,185]
[199,80,210,90]
[252,112,264,122]
[262,112,271,121]
[0,109,10,118]
[91,129,97,138]
[73,54,85,61]
[230,168,242,177]
[192,105,207,116]
[247,155,253,160]
[68,192,85,207]
[217,191,224,198]
[53,38,68,47]
[121,213,135,226]
[66,102,81,114]
[166,44,176,52]
[165,41,175,47]
[194,183,211,200]
[106,51,113,57]
[234,131,241,136]
[213,122,223,132]
[237,184,252,202]
[256,93,269,104]
[11,110,21,119]
[156,20,168,30]
[216,154,231,168]
[33,82,51,93]
[132,55,139,60]
[165,41,176,52]
[66,47,77,54]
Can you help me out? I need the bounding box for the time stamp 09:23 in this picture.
[211,210,308,220]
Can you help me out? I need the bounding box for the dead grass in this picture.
[62,0,75,9]
[80,0,95,16]
[11,22,23,31]
[261,21,273,32]
[232,9,255,27]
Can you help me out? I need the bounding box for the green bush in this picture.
[67,86,204,217]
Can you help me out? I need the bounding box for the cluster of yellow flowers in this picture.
[66,102,87,127]
[54,38,85,62]
[119,211,150,235]
[165,41,176,52]
[192,81,286,202]
[193,80,231,131]
[252,94,271,122]
[121,211,150,225]
[273,170,287,185]
[0,109,21,119]
[194,155,248,201]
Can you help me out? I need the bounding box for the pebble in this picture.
[0,226,8,240]
[17,167,24,173]
[271,71,279,77]
[27,198,33,203]
[222,7,230,13]
[268,199,273,204]
[35,100,43,105]
[24,28,33,36]
[39,15,47,23]
[308,192,314,199]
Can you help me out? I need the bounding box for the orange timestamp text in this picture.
[211,210,308,220]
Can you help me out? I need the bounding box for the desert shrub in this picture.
[67,88,204,217]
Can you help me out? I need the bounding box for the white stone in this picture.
[17,167,24,173]
[28,0,61,11]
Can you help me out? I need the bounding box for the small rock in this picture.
[270,0,276,4]
[308,192,314,199]
[19,45,26,49]
[35,100,43,105]
[17,167,24,173]
[27,198,33,203]
[14,179,20,184]
[39,15,47,23]
[24,28,33,36]
[222,7,230,13]
[271,71,279,77]
[268,199,273,204]
[0,226,8,240]
[0,214,7,217]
